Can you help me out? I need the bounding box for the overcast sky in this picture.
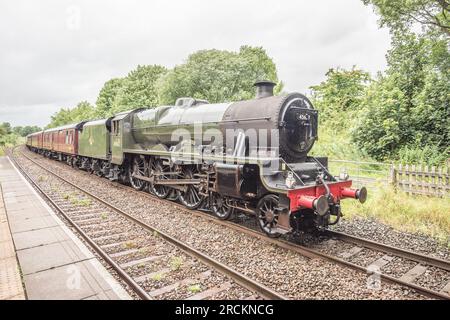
[0,0,390,127]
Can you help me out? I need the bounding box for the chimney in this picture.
[254,80,276,99]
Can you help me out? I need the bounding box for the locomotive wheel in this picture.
[129,156,146,191]
[179,166,204,210]
[149,158,171,198]
[73,157,81,170]
[211,193,234,220]
[167,189,179,201]
[100,161,109,177]
[94,161,108,177]
[257,194,282,238]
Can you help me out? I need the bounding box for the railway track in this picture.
[9,148,287,300]
[325,230,450,272]
[14,147,450,299]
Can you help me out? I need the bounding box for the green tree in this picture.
[0,122,12,134]
[20,125,42,136]
[353,33,449,161]
[12,125,41,137]
[47,108,72,128]
[95,78,126,117]
[363,0,450,36]
[12,126,23,136]
[47,101,94,128]
[0,122,18,146]
[0,124,7,137]
[111,65,167,114]
[70,101,95,122]
[157,46,282,104]
[309,67,371,129]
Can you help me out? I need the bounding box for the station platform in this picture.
[0,156,131,300]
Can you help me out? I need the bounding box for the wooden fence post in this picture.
[389,164,397,188]
[446,166,449,197]
[420,163,425,195]
[424,165,429,196]
[405,164,410,195]
[431,166,436,196]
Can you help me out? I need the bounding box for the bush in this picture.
[397,145,449,166]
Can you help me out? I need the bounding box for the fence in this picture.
[328,160,449,198]
[391,164,449,197]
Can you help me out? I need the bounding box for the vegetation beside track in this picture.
[341,184,450,246]
[0,122,38,153]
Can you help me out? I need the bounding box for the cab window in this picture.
[112,121,120,135]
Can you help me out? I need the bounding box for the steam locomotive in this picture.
[26,81,366,237]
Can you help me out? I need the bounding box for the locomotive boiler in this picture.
[26,81,367,238]
[130,81,317,161]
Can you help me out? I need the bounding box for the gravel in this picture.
[332,217,450,261]
[382,258,418,278]
[414,266,450,292]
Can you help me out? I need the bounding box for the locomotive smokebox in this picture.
[254,80,276,99]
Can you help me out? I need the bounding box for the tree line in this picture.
[0,122,42,146]
[47,46,282,128]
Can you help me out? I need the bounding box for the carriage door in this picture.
[111,120,123,164]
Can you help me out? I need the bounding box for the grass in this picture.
[341,184,450,246]
[70,197,91,207]
[151,273,164,281]
[62,193,92,207]
[188,284,201,294]
[170,256,184,271]
[122,241,137,249]
[138,248,149,255]
[310,127,369,161]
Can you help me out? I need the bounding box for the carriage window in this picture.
[65,131,69,144]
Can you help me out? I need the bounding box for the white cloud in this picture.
[0,0,390,127]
